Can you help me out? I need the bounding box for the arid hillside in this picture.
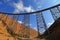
[0,13,38,40]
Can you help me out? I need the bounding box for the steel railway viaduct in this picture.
[0,4,60,40]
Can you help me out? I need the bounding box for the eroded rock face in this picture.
[0,13,38,40]
[0,19,16,40]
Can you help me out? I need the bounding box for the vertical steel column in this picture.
[50,7,60,21]
[22,14,30,38]
[36,12,47,37]
[41,12,50,35]
[6,13,19,35]
[50,9,57,20]
[13,15,19,20]
[41,12,47,30]
[36,13,41,36]
[57,6,60,12]
[12,15,19,33]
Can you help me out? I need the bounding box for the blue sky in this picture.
[0,0,60,13]
[0,0,60,34]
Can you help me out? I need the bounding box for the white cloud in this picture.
[18,21,22,24]
[24,6,35,12]
[12,0,35,13]
[1,0,35,13]
[13,0,24,13]
[18,21,32,26]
